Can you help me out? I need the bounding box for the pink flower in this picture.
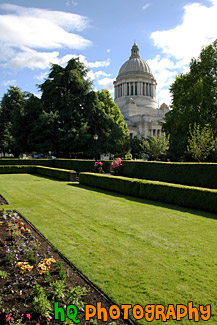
[26,314,31,320]
[94,162,99,167]
[46,317,51,322]
[5,314,14,323]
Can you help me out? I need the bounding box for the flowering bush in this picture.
[111,158,122,174]
[94,161,103,173]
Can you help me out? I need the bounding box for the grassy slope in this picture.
[0,173,217,324]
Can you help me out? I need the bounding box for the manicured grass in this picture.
[1,173,217,324]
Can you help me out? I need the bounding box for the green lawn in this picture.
[1,173,217,324]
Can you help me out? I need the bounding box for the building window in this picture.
[146,83,149,96]
[135,82,137,95]
[131,83,133,96]
[127,83,129,96]
[130,133,133,139]
[143,83,145,96]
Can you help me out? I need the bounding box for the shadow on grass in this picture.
[30,173,71,183]
[68,183,217,221]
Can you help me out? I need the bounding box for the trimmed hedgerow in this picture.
[35,166,76,181]
[53,159,111,173]
[79,173,217,214]
[0,165,76,181]
[118,161,217,189]
[0,165,33,174]
[0,159,54,166]
[53,159,94,172]
[0,159,111,173]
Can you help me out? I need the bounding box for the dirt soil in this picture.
[0,195,8,205]
[0,203,131,325]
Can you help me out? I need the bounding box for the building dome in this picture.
[117,41,152,78]
[113,41,169,139]
[114,41,157,103]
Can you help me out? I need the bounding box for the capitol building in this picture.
[113,42,169,138]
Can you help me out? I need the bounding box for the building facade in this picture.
[113,42,169,138]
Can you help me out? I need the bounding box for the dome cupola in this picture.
[117,41,152,78]
[114,42,157,105]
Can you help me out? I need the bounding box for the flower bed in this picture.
[0,209,127,325]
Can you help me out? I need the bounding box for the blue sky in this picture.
[0,0,216,105]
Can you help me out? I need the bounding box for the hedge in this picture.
[0,159,54,167]
[0,159,111,172]
[118,161,217,189]
[0,165,33,174]
[79,173,217,214]
[0,165,76,181]
[35,166,76,181]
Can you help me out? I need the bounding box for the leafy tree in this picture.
[96,89,130,156]
[163,39,217,160]
[39,59,129,157]
[144,135,169,160]
[187,123,215,161]
[130,136,146,159]
[38,58,92,157]
[0,86,27,157]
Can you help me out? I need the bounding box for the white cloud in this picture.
[157,89,172,107]
[66,0,78,6]
[0,4,91,50]
[142,3,150,10]
[94,71,111,78]
[0,4,92,71]
[34,72,49,81]
[98,77,115,92]
[150,1,217,63]
[4,49,60,70]
[3,79,17,86]
[148,0,217,105]
[87,59,111,68]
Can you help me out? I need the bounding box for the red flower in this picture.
[26,314,31,320]
[5,314,14,322]
[46,317,50,322]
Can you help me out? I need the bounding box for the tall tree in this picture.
[96,89,130,156]
[0,86,26,157]
[163,39,217,160]
[39,59,129,157]
[38,58,93,157]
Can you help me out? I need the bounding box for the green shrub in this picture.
[35,166,76,181]
[79,173,217,214]
[118,161,217,189]
[53,159,111,173]
[0,159,53,166]
[0,165,76,181]
[0,165,33,174]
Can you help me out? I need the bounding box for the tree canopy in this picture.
[163,39,217,161]
[0,58,129,158]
